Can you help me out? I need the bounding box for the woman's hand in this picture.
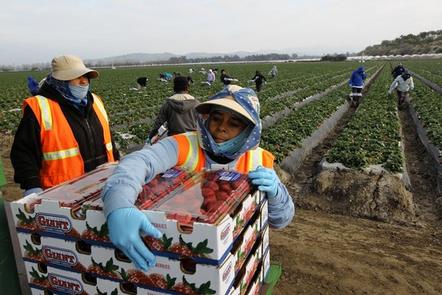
[107,208,162,271]
[248,166,279,198]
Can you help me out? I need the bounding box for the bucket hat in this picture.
[51,55,98,81]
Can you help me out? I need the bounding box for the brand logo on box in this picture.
[36,213,72,233]
[220,223,231,241]
[222,261,233,282]
[48,273,83,294]
[42,246,78,267]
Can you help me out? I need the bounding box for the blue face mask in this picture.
[212,124,253,156]
[69,84,89,100]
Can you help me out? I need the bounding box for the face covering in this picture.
[215,125,253,154]
[69,84,89,100]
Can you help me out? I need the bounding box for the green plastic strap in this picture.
[263,263,282,295]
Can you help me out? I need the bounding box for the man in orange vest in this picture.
[101,85,294,271]
[11,55,119,196]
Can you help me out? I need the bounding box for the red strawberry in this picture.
[204,181,219,191]
[218,182,233,194]
[201,188,216,199]
[216,191,230,201]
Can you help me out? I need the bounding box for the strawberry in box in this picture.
[142,170,257,262]
[135,167,194,209]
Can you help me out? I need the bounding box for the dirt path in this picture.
[270,210,442,294]
[269,77,442,293]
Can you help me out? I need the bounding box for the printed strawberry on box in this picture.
[17,201,269,295]
[18,208,268,295]
[229,227,269,295]
[135,168,195,209]
[12,166,265,264]
[24,259,108,295]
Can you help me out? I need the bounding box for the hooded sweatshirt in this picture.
[349,66,366,88]
[148,93,199,140]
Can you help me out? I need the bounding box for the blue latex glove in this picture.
[23,187,43,197]
[248,166,279,198]
[107,208,162,271]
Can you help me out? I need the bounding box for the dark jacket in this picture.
[252,73,266,86]
[148,93,199,139]
[220,73,233,85]
[10,82,120,190]
[391,65,405,79]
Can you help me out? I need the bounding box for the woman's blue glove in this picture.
[248,166,279,198]
[107,208,162,271]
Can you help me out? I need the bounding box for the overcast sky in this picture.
[1,0,441,65]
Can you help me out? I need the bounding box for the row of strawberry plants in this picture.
[259,66,378,118]
[410,79,442,150]
[325,68,404,172]
[260,85,349,162]
[405,59,442,87]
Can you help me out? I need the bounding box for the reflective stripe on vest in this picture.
[43,147,80,161]
[174,132,273,173]
[174,132,203,172]
[36,95,52,130]
[92,94,109,123]
[92,94,115,162]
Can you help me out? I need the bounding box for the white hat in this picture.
[51,55,98,81]
[196,95,254,124]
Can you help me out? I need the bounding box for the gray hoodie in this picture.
[148,93,199,139]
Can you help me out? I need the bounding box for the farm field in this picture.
[1,60,442,294]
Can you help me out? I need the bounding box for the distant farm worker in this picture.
[220,69,238,88]
[269,65,278,78]
[348,66,366,107]
[10,55,120,196]
[136,77,148,89]
[101,86,295,271]
[388,70,414,107]
[250,70,267,92]
[391,63,405,79]
[159,72,173,82]
[147,76,199,144]
[202,68,216,86]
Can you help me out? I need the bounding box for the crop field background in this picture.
[1,59,442,294]
[0,61,375,150]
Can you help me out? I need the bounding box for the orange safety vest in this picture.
[23,94,115,188]
[173,132,274,173]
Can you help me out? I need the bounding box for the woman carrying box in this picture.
[101,85,295,271]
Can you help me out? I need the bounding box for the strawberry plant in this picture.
[326,68,404,172]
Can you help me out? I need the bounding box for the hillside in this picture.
[362,30,442,56]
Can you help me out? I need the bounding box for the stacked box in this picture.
[11,165,272,294]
